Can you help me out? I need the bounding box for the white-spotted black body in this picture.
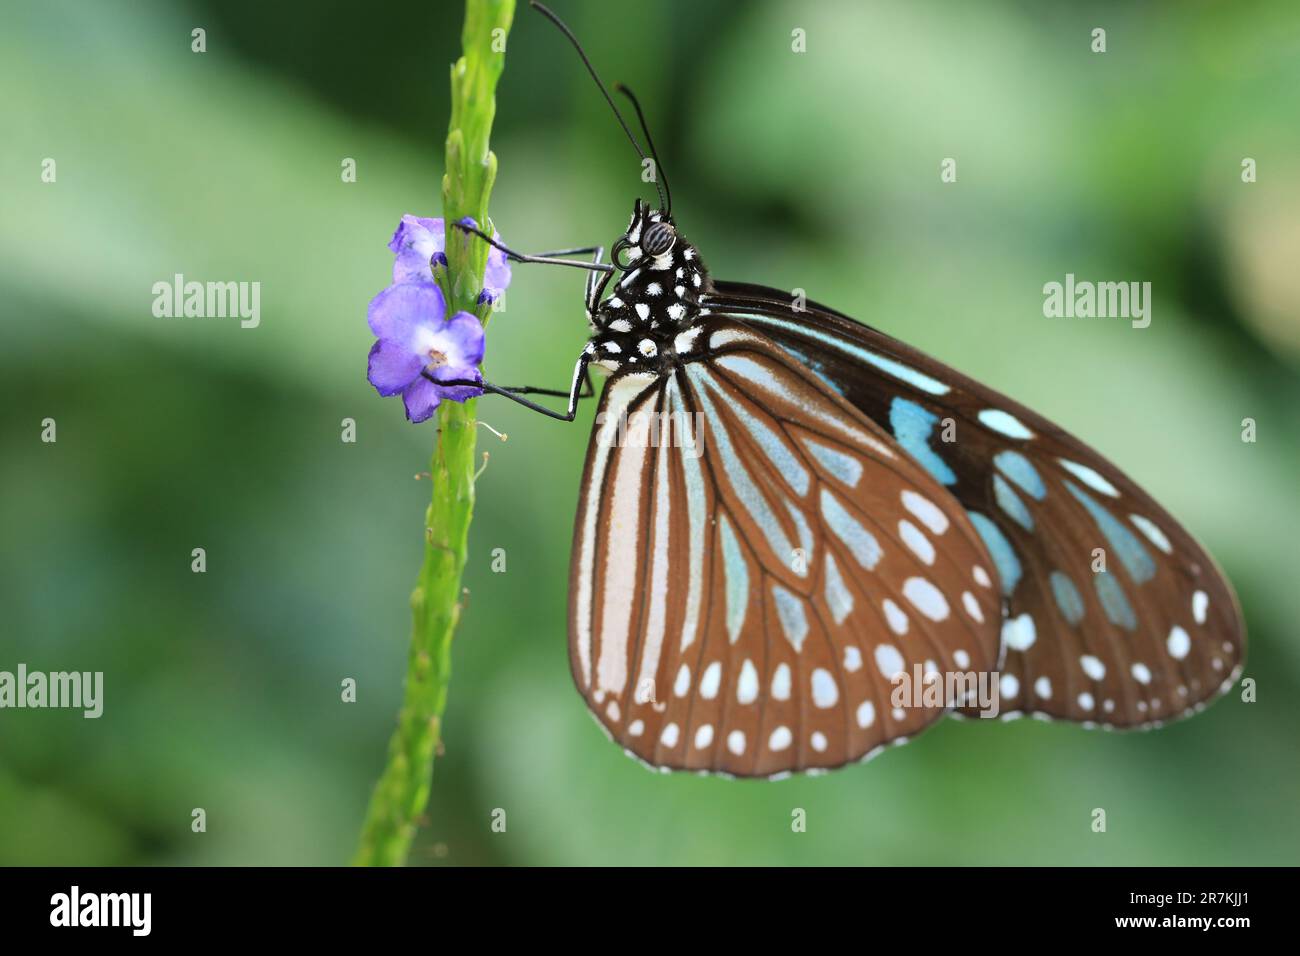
[585,200,712,375]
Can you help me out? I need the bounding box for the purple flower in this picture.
[387,214,512,300]
[367,283,485,422]
[369,213,513,422]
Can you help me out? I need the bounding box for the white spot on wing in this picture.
[1167,626,1191,659]
[978,409,1035,439]
[771,663,792,701]
[1080,655,1106,680]
[674,664,691,697]
[674,326,702,354]
[901,490,949,534]
[874,644,905,680]
[1192,590,1209,625]
[882,598,909,635]
[898,520,935,564]
[1002,613,1036,651]
[1130,514,1172,553]
[856,700,875,728]
[699,662,722,699]
[811,669,839,708]
[1059,458,1119,497]
[737,659,759,704]
[902,577,949,621]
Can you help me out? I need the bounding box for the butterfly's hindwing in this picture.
[702,281,1246,728]
[569,321,1002,776]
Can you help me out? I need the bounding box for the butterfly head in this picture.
[610,199,683,270]
[586,200,711,373]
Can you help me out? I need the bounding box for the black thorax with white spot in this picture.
[585,200,712,374]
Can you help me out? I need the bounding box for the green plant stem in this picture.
[353,0,515,868]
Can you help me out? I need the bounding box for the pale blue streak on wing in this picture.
[1064,481,1155,584]
[803,438,864,488]
[967,510,1021,597]
[710,354,880,452]
[686,367,793,560]
[735,314,952,395]
[772,583,810,651]
[888,397,957,486]
[784,498,814,562]
[671,383,709,652]
[823,552,854,624]
[993,473,1034,531]
[1049,570,1085,626]
[819,488,882,569]
[993,450,1046,500]
[775,345,846,396]
[718,514,749,644]
[1093,571,1138,631]
[701,371,810,496]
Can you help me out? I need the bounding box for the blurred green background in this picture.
[2,0,1298,866]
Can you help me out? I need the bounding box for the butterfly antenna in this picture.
[614,83,672,218]
[529,1,669,211]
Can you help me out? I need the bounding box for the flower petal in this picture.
[441,311,486,366]
[401,375,442,423]
[367,338,423,396]
[484,243,512,297]
[388,214,440,254]
[366,282,446,345]
[389,215,445,286]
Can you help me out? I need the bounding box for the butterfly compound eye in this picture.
[641,221,676,257]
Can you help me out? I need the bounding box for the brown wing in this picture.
[568,320,1001,776]
[704,281,1246,728]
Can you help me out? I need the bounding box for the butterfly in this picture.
[452,2,1246,778]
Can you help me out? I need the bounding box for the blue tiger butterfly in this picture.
[443,2,1245,777]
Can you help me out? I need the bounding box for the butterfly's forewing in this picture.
[703,281,1245,727]
[569,320,1001,776]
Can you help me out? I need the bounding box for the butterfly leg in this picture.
[430,355,592,422]
[453,222,614,274]
[528,245,604,258]
[480,370,594,401]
